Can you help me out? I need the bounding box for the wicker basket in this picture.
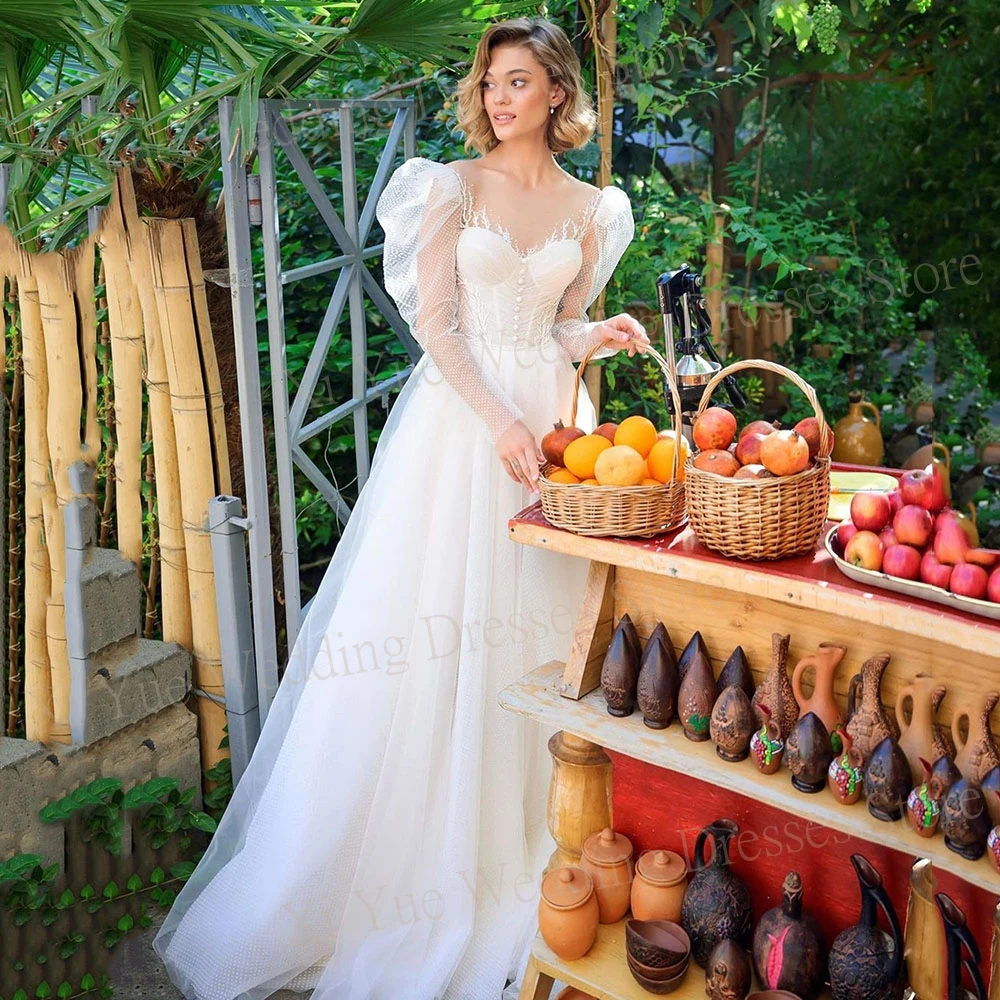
[684,359,832,560]
[537,340,687,538]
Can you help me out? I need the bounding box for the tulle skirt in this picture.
[152,336,599,1000]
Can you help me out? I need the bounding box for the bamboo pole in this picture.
[705,211,726,353]
[145,218,227,772]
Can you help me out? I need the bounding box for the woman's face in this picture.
[481,42,564,143]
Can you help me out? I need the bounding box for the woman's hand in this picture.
[496,420,545,492]
[593,313,650,357]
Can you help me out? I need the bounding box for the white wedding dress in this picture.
[152,156,634,1000]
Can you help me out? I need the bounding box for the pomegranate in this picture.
[739,419,779,441]
[759,430,811,477]
[541,420,585,466]
[693,449,741,477]
[793,416,833,460]
[735,432,770,467]
[594,421,618,444]
[734,464,772,480]
[693,407,738,451]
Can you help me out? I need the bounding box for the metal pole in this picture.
[218,97,280,722]
[207,496,259,784]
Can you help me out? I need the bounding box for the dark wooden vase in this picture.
[940,778,991,861]
[935,892,988,1000]
[828,855,904,1000]
[680,819,753,967]
[864,736,912,822]
[601,613,641,717]
[678,630,710,681]
[678,637,716,743]
[717,645,755,700]
[710,685,755,762]
[786,712,833,794]
[636,622,679,729]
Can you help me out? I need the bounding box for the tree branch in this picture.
[733,128,766,163]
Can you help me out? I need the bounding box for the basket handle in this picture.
[693,359,833,460]
[569,338,686,480]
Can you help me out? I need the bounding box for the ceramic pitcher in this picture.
[832,391,884,466]
[953,691,1000,783]
[792,642,847,735]
[846,652,900,760]
[897,674,948,789]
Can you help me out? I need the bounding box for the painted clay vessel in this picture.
[906,758,945,838]
[580,827,634,924]
[678,630,710,681]
[538,866,599,961]
[636,623,679,729]
[792,642,847,735]
[751,704,785,775]
[601,614,640,717]
[786,712,833,794]
[680,819,753,967]
[828,729,865,806]
[828,854,904,1000]
[630,849,687,923]
[988,820,1000,877]
[864,735,911,822]
[936,892,988,1000]
[953,691,1000,782]
[678,638,716,742]
[717,645,755,700]
[982,766,1000,827]
[711,684,755,762]
[896,674,947,789]
[940,778,990,861]
[846,653,899,760]
[752,871,825,1000]
[904,859,946,1000]
[752,633,799,742]
[706,938,752,1000]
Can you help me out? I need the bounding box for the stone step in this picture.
[80,547,141,655]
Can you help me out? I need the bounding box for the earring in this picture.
[549,106,555,115]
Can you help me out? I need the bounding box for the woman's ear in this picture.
[549,85,566,111]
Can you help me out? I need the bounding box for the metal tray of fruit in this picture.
[823,526,1000,622]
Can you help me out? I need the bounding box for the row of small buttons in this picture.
[512,262,527,341]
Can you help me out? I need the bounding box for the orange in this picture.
[547,467,580,484]
[594,445,645,486]
[581,478,600,485]
[640,477,661,486]
[614,415,658,458]
[564,434,612,479]
[647,435,691,483]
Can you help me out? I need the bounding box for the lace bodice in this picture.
[376,156,635,443]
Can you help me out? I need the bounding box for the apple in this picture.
[934,520,971,566]
[935,508,979,547]
[899,465,948,513]
[879,527,898,550]
[887,488,904,516]
[760,430,811,477]
[851,492,892,533]
[837,520,860,552]
[893,505,934,547]
[734,464,773,480]
[693,407,738,451]
[920,550,953,590]
[845,531,884,572]
[950,563,989,601]
[988,567,1000,604]
[739,420,778,441]
[883,544,922,581]
[965,548,1000,569]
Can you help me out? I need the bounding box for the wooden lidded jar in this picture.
[631,849,688,922]
[538,866,599,961]
[580,827,635,923]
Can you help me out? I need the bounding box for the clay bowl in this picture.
[626,955,690,994]
[625,918,691,969]
[626,949,688,983]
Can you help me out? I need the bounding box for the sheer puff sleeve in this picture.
[376,157,524,445]
[551,186,636,363]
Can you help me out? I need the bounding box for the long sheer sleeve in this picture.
[551,186,636,362]
[377,157,523,444]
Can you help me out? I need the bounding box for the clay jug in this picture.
[538,866,600,961]
[679,630,710,682]
[907,758,946,838]
[829,854,904,1000]
[786,712,834,794]
[706,939,752,1000]
[717,645,755,700]
[990,901,1000,1000]
[846,653,900,760]
[792,642,847,735]
[710,684,755,762]
[936,893,988,1000]
[752,871,826,999]
[630,849,687,922]
[953,691,1000,782]
[601,614,640,717]
[636,623,679,729]
[897,674,948,788]
[752,633,799,742]
[832,390,884,466]
[678,640,716,742]
[751,704,786,775]
[580,827,634,924]
[680,818,754,967]
[828,729,865,806]
[904,859,946,1000]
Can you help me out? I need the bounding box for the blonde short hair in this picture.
[455,18,598,157]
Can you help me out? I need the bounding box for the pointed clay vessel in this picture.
[846,653,899,760]
[636,623,679,729]
[705,939,752,1000]
[717,646,755,700]
[940,778,990,861]
[752,633,799,742]
[679,630,710,682]
[931,754,963,797]
[792,641,847,736]
[710,684,755,762]
[679,639,716,742]
[601,614,640,717]
[953,691,1000,782]
[896,673,947,789]
[864,735,912,822]
[786,712,833,794]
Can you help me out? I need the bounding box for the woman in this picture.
[153,16,648,1000]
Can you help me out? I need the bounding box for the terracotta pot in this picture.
[906,758,945,838]
[580,827,634,924]
[636,623,680,729]
[896,674,948,788]
[846,652,900,760]
[828,730,865,806]
[940,779,990,861]
[953,691,1000,782]
[538,866,599,961]
[631,849,687,923]
[710,684,755,762]
[706,939,752,1000]
[864,735,912,822]
[750,706,785,775]
[601,614,641,717]
[786,712,833,794]
[904,860,946,1000]
[752,633,799,742]
[678,637,716,742]
[717,645,755,700]
[792,642,847,735]
[832,391,884,467]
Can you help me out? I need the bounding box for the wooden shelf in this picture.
[499,660,1000,895]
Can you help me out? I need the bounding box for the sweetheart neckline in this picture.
[459,225,583,261]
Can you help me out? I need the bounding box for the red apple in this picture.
[935,508,980,547]
[965,548,1000,569]
[887,488,903,515]
[845,531,884,572]
[883,543,922,581]
[934,520,971,565]
[836,520,859,553]
[988,567,1000,604]
[920,550,953,590]
[735,431,770,467]
[760,429,811,477]
[950,563,989,601]
[879,527,898,550]
[893,504,934,548]
[693,407,738,451]
[851,492,892,533]
[739,420,778,441]
[899,465,948,513]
